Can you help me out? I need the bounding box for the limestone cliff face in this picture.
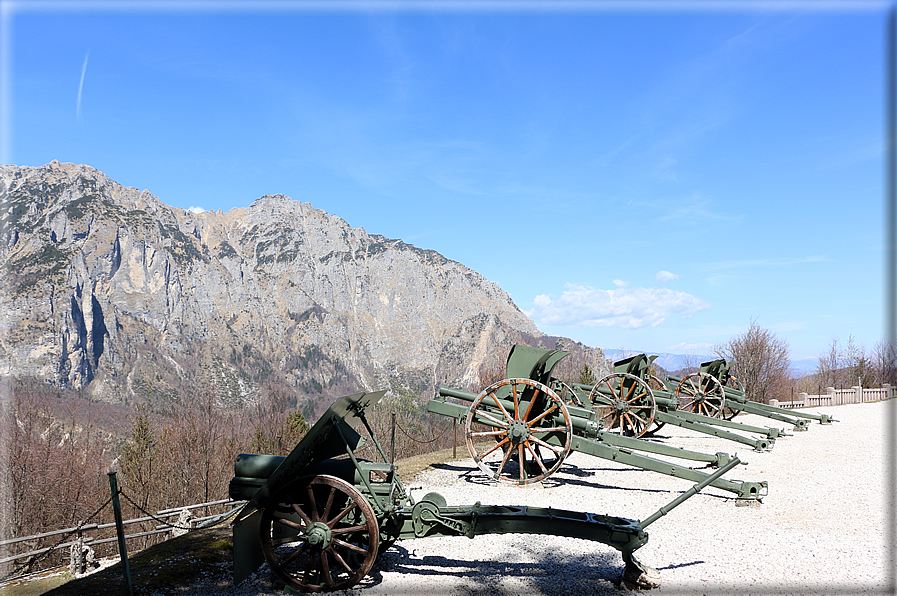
[0,162,607,410]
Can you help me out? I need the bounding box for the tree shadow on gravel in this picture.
[357,543,627,595]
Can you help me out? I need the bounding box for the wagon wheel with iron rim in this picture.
[588,373,656,438]
[260,475,379,593]
[465,378,573,485]
[676,372,727,419]
[641,374,669,436]
[721,374,744,420]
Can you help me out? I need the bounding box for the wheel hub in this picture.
[305,522,332,549]
[507,420,530,444]
[614,399,629,413]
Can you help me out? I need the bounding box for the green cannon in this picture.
[426,345,766,503]
[667,359,836,430]
[229,389,741,592]
[566,353,786,450]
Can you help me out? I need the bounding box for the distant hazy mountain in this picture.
[603,348,818,377]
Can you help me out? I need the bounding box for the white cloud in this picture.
[656,270,679,282]
[187,206,206,214]
[612,279,629,288]
[525,283,710,330]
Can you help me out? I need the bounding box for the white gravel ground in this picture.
[200,400,895,596]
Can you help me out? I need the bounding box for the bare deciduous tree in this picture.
[714,321,790,404]
[873,339,897,386]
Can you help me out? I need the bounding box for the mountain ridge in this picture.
[0,161,609,413]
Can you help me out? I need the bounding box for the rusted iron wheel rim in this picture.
[676,372,727,419]
[465,378,572,485]
[259,475,379,593]
[588,373,657,438]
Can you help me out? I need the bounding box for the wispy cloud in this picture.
[656,270,679,282]
[187,206,206,214]
[525,283,710,330]
[612,279,629,287]
[77,52,89,120]
[656,193,737,222]
[652,155,678,182]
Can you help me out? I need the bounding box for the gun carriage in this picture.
[228,389,741,592]
[568,353,785,450]
[670,359,836,429]
[426,345,766,503]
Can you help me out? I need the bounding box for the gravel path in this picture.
[200,400,895,596]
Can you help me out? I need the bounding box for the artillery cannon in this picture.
[667,359,836,430]
[568,353,786,450]
[427,345,766,503]
[228,389,741,592]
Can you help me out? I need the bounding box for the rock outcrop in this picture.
[0,161,608,412]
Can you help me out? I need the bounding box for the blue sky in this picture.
[2,1,891,361]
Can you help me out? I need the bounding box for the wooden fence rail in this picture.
[0,499,246,568]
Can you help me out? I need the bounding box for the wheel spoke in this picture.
[527,403,558,426]
[322,486,336,521]
[624,412,644,433]
[522,388,539,421]
[272,515,305,531]
[524,443,549,474]
[328,501,357,528]
[330,548,353,573]
[478,436,510,459]
[470,429,507,437]
[474,410,509,429]
[282,542,307,565]
[529,435,565,454]
[592,394,613,407]
[306,486,319,522]
[531,425,569,434]
[271,534,304,547]
[627,390,648,404]
[518,444,526,482]
[288,494,312,525]
[495,440,514,479]
[331,537,369,555]
[303,554,317,585]
[488,392,514,423]
[512,382,520,419]
[331,524,368,536]
[320,552,333,587]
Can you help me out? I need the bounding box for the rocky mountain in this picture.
[0,162,608,414]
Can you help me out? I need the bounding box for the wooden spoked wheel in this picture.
[260,475,379,593]
[642,375,668,436]
[676,372,727,419]
[721,375,744,420]
[588,373,656,438]
[465,378,572,485]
